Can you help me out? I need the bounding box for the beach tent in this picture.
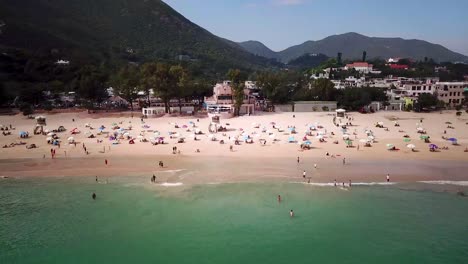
[448,138,458,145]
[406,144,416,149]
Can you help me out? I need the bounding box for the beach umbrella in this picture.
[359,139,368,143]
[445,121,452,124]
[448,138,457,142]
[154,131,160,136]
[429,144,438,149]
[315,135,324,139]
[67,136,74,142]
[386,144,394,149]
[417,127,424,131]
[342,134,350,139]
[47,132,55,136]
[270,122,276,125]
[345,139,353,146]
[368,135,375,140]
[420,135,429,140]
[406,144,416,149]
[46,137,52,141]
[19,131,27,136]
[403,138,411,142]
[182,125,188,128]
[377,121,384,125]
[208,134,215,139]
[44,129,50,133]
[303,140,312,145]
[269,134,276,139]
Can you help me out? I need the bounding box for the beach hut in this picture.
[335,109,346,118]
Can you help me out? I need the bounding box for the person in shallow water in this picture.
[92,193,96,200]
[278,195,281,203]
[290,210,294,218]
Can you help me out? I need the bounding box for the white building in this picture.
[435,82,467,106]
[244,81,257,90]
[56,59,70,65]
[344,62,373,73]
[204,81,256,115]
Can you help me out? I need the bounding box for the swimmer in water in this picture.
[92,193,96,200]
[290,210,294,218]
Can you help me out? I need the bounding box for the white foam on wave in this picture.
[159,182,183,187]
[290,181,396,186]
[159,169,185,173]
[419,181,468,186]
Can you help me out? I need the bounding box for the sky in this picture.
[163,0,468,55]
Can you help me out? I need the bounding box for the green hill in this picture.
[240,33,468,63]
[0,0,278,72]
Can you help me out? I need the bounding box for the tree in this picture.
[76,65,108,107]
[140,62,158,107]
[19,103,34,116]
[227,69,246,116]
[112,65,140,111]
[415,93,438,111]
[362,51,367,62]
[337,52,342,65]
[169,65,191,114]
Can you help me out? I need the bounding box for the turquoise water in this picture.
[1,177,468,264]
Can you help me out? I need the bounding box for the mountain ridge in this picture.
[238,32,468,63]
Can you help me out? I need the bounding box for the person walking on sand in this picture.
[343,158,346,165]
[105,159,108,166]
[386,174,390,182]
[314,164,317,169]
[297,156,300,164]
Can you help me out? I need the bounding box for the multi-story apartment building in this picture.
[435,82,467,106]
[204,81,256,115]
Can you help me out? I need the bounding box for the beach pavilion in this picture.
[335,109,346,118]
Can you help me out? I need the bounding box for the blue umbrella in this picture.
[19,131,27,136]
[448,138,457,142]
[303,140,312,145]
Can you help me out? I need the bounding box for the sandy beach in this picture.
[1,110,468,184]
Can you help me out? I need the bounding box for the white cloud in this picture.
[274,0,304,6]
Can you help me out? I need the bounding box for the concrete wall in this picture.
[293,101,337,112]
[274,101,337,112]
[274,104,293,112]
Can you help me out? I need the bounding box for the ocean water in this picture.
[1,177,468,264]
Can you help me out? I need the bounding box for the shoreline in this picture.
[2,155,468,185]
